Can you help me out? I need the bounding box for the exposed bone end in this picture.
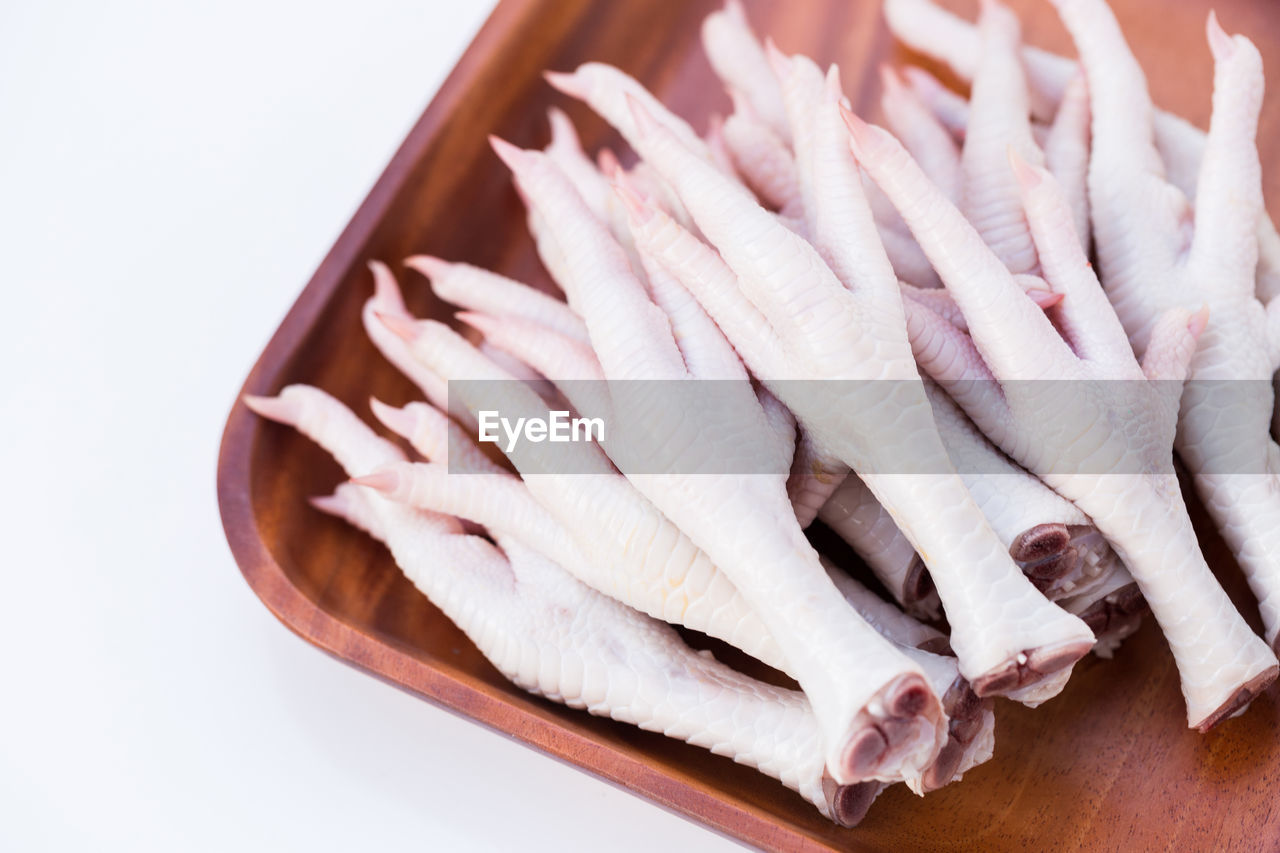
[1010,523,1072,564]
[1023,548,1078,591]
[1193,665,1280,733]
[919,677,987,792]
[916,636,954,657]
[1011,524,1109,600]
[1076,582,1146,639]
[821,775,885,828]
[837,673,941,781]
[842,728,889,777]
[920,737,966,793]
[902,556,936,608]
[943,677,983,735]
[970,638,1093,698]
[891,681,930,717]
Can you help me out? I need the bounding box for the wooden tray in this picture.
[217,0,1280,848]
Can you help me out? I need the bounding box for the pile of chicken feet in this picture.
[248,0,1280,827]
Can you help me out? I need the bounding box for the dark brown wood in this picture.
[217,1,1280,849]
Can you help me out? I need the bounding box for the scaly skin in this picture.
[822,559,948,653]
[958,0,1044,276]
[405,255,589,344]
[822,560,995,793]
[544,106,611,223]
[891,64,1092,253]
[375,346,984,816]
[388,314,796,674]
[1041,72,1092,252]
[882,0,1280,304]
[542,108,651,280]
[544,63,707,158]
[848,100,1278,729]
[901,65,972,139]
[771,48,942,289]
[1051,0,1280,654]
[922,378,1125,604]
[604,72,1094,701]
[489,136,946,786]
[884,0,1074,119]
[248,386,876,825]
[377,384,991,802]
[819,380,1129,621]
[362,261,450,417]
[363,266,794,671]
[722,88,803,216]
[700,0,791,145]
[1060,569,1147,660]
[880,66,961,204]
[818,475,940,620]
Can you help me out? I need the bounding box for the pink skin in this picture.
[354,266,811,679]
[893,60,1091,252]
[255,388,870,826]
[879,65,961,203]
[771,47,942,290]
[956,0,1045,277]
[361,260,453,414]
[617,89,1095,703]
[700,0,791,145]
[375,308,810,675]
[901,66,970,140]
[846,102,1279,730]
[884,0,1280,305]
[1041,70,1092,252]
[1051,1,1280,659]
[544,63,715,168]
[722,87,804,215]
[488,132,947,786]
[702,113,738,176]
[369,398,507,477]
[544,106,612,221]
[768,46,826,235]
[405,255,589,344]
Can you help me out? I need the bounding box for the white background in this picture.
[0,2,738,849]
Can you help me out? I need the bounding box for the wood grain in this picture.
[217,0,1280,849]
